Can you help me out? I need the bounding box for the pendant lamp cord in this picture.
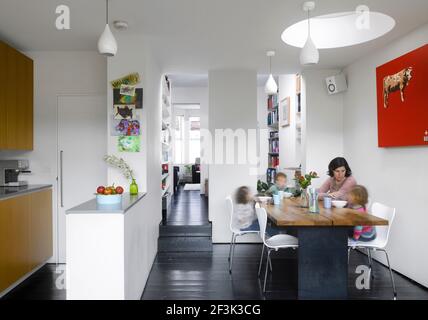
[307,10,311,36]
[106,0,109,24]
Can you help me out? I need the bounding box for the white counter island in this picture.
[66,193,156,300]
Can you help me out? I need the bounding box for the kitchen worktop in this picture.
[0,184,52,201]
[66,192,147,214]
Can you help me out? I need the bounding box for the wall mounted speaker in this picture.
[325,73,347,95]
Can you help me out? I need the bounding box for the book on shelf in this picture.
[266,168,277,185]
[267,94,279,110]
[269,131,279,139]
[269,155,280,168]
[269,139,279,153]
[267,109,279,126]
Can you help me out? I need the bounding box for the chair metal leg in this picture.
[228,233,234,262]
[367,248,374,279]
[268,253,273,272]
[258,244,265,277]
[347,247,351,263]
[381,249,397,300]
[229,234,237,274]
[263,249,272,293]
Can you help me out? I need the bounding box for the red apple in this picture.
[115,186,124,194]
[97,186,105,194]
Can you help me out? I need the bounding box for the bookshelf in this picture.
[161,75,172,221]
[267,94,279,185]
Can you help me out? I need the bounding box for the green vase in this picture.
[130,179,138,195]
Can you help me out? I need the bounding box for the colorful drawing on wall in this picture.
[280,97,291,127]
[118,136,141,152]
[113,88,143,109]
[110,72,140,89]
[114,119,141,136]
[376,44,428,147]
[114,105,136,120]
[120,84,136,96]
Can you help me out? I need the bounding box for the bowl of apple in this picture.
[96,185,124,205]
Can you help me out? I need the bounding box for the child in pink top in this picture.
[347,185,376,241]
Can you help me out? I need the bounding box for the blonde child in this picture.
[348,185,376,241]
[267,172,293,195]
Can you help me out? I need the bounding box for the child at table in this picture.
[267,172,293,195]
[347,185,377,241]
[234,186,282,236]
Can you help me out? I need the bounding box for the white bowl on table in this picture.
[96,194,122,205]
[332,200,347,208]
[283,192,293,199]
[257,196,272,203]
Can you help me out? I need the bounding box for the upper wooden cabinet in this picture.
[0,41,33,150]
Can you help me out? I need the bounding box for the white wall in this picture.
[301,69,344,187]
[172,86,208,193]
[278,75,300,180]
[208,70,259,243]
[343,24,428,287]
[0,51,107,263]
[107,35,162,296]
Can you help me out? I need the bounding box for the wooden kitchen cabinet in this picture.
[29,189,53,269]
[0,189,52,293]
[0,40,34,150]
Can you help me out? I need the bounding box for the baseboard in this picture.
[0,259,50,298]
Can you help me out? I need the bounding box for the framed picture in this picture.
[280,97,291,127]
[376,44,428,147]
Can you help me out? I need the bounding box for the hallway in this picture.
[167,185,209,226]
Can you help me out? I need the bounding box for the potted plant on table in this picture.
[295,171,319,207]
[103,155,138,195]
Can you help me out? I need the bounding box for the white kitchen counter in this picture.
[66,192,158,300]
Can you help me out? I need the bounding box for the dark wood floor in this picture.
[167,185,209,226]
[2,244,428,300]
[142,244,428,300]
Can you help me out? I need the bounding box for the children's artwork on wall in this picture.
[280,97,291,127]
[111,119,141,136]
[114,104,136,120]
[120,84,136,96]
[376,44,428,147]
[110,72,140,89]
[118,136,141,152]
[114,88,143,109]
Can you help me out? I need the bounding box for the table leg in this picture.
[297,227,348,300]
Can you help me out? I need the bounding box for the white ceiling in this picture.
[168,74,274,87]
[1,0,427,74]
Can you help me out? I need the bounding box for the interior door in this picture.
[57,95,107,263]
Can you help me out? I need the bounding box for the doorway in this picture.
[56,95,107,263]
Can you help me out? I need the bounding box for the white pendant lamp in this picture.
[265,51,278,95]
[300,1,319,65]
[98,0,117,57]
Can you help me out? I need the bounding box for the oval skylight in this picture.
[281,11,395,49]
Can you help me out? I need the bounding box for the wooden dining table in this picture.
[261,197,388,300]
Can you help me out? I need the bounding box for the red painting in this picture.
[376,44,428,147]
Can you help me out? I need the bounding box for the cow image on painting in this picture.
[383,67,413,108]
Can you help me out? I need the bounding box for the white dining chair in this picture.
[255,203,298,292]
[348,202,397,300]
[226,196,259,274]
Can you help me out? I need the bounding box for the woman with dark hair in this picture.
[318,157,357,200]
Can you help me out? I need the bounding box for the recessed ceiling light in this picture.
[282,11,395,49]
